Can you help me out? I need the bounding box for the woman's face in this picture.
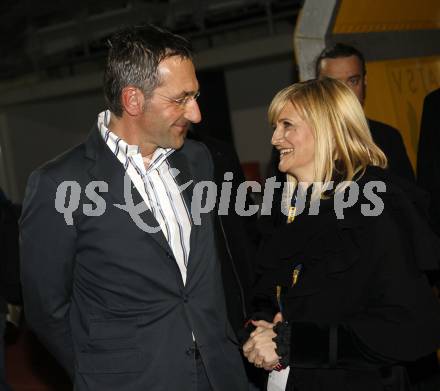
[271,102,315,182]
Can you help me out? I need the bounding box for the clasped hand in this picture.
[242,312,282,371]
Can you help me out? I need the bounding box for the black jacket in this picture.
[368,119,414,182]
[417,88,440,236]
[187,131,256,333]
[253,167,440,391]
[20,128,248,391]
[0,196,21,312]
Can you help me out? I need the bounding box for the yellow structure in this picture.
[296,0,440,169]
[334,0,440,167]
[364,57,440,166]
[333,0,440,33]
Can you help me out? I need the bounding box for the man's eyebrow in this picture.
[179,89,199,97]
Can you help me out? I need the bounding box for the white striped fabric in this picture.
[97,110,192,285]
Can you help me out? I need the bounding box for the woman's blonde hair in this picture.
[268,78,387,190]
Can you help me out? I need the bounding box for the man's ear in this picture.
[121,86,145,116]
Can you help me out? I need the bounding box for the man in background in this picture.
[316,43,415,182]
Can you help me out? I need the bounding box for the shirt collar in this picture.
[97,110,175,172]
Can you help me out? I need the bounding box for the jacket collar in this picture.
[84,126,172,253]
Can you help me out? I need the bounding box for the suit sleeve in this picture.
[417,90,440,235]
[388,129,415,182]
[20,169,77,377]
[283,215,440,369]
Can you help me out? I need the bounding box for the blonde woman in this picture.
[243,78,440,391]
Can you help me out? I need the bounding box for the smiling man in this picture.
[20,24,247,391]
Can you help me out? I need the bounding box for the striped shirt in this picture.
[97,110,192,285]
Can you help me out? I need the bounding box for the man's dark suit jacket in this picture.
[368,119,415,182]
[20,128,248,391]
[417,88,440,236]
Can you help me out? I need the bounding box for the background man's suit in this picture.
[20,128,248,391]
[368,119,414,182]
[418,88,440,236]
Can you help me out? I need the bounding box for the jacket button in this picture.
[183,295,189,303]
[186,348,193,356]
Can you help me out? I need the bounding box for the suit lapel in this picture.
[84,127,171,254]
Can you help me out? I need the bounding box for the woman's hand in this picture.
[242,313,283,371]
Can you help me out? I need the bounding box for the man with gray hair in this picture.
[20,24,248,391]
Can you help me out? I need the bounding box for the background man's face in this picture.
[318,55,366,106]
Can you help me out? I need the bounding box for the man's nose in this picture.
[184,99,202,124]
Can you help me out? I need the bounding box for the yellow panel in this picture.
[333,0,440,33]
[364,56,440,169]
